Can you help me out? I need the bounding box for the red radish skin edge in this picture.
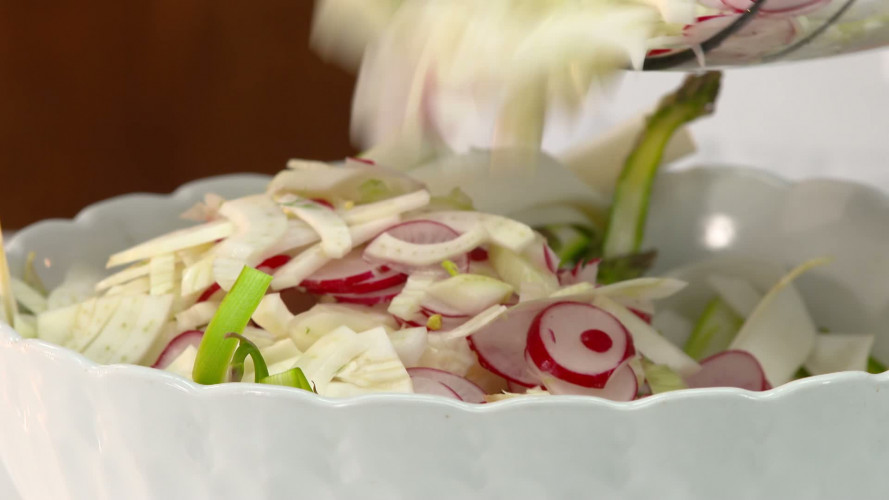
[152,330,203,369]
[407,367,487,403]
[410,376,462,400]
[525,301,635,389]
[331,285,404,306]
[686,350,771,391]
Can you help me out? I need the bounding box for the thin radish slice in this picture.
[729,258,825,385]
[257,255,292,272]
[523,239,560,274]
[152,330,203,369]
[332,285,404,306]
[407,367,486,403]
[364,221,484,270]
[722,0,829,16]
[558,259,600,286]
[526,301,635,389]
[684,15,798,62]
[300,249,377,291]
[468,300,557,386]
[197,283,222,303]
[686,350,769,391]
[532,359,638,401]
[410,376,462,400]
[271,216,401,290]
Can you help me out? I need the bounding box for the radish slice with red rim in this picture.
[407,367,486,403]
[197,283,222,303]
[532,358,638,401]
[558,258,600,286]
[685,350,770,391]
[468,301,556,387]
[410,376,462,400]
[152,330,203,369]
[300,249,379,293]
[257,254,292,272]
[363,219,470,273]
[526,301,635,389]
[684,15,798,62]
[331,285,404,306]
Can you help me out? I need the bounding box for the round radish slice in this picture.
[468,301,556,387]
[410,376,462,400]
[197,283,222,303]
[331,285,404,306]
[152,330,203,369]
[684,15,798,62]
[526,301,635,389]
[257,254,292,272]
[685,350,770,391]
[407,367,486,403]
[364,220,469,273]
[300,249,378,293]
[722,0,829,16]
[532,359,638,401]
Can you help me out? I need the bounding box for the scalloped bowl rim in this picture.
[4,165,889,413]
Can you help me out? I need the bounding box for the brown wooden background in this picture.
[0,1,356,229]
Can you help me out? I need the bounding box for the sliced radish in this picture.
[684,15,798,62]
[685,350,770,391]
[526,301,635,389]
[468,300,557,386]
[300,249,378,292]
[722,0,829,17]
[409,376,461,400]
[532,358,638,401]
[152,330,203,369]
[419,308,469,331]
[558,258,600,286]
[332,285,404,306]
[197,283,222,303]
[407,367,486,403]
[257,255,292,272]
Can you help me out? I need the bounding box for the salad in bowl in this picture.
[3,72,889,499]
[0,72,881,404]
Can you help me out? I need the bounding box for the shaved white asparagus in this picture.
[283,198,352,258]
[805,333,875,376]
[729,258,827,385]
[364,224,487,267]
[340,189,431,225]
[107,219,233,268]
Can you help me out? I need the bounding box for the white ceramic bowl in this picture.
[3,168,889,500]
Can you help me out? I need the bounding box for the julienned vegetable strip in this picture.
[602,71,722,259]
[193,266,272,385]
[261,367,314,392]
